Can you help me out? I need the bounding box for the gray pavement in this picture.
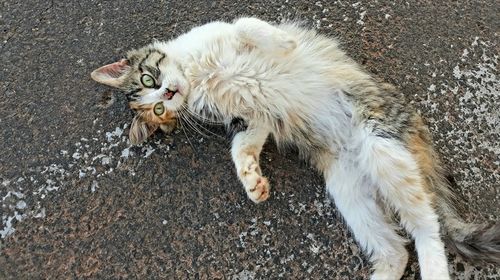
[0,1,499,279]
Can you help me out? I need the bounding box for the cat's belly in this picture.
[268,88,358,157]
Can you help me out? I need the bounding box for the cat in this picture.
[91,17,499,279]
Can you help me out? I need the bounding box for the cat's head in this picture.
[91,44,189,144]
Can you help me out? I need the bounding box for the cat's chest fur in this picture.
[179,24,360,158]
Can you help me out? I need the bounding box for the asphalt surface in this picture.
[0,1,499,279]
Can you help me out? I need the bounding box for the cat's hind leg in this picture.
[231,124,270,203]
[234,17,297,55]
[361,136,450,280]
[326,155,409,280]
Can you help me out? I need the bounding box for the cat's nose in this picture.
[166,85,177,92]
[164,88,177,100]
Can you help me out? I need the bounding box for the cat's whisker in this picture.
[178,108,210,138]
[181,107,224,139]
[179,111,198,137]
[180,104,225,138]
[181,104,223,125]
[186,118,210,138]
[184,116,214,138]
[177,111,196,152]
[182,110,220,141]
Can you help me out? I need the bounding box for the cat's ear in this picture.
[129,115,159,145]
[91,59,131,88]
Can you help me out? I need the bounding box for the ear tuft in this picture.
[91,59,131,88]
[129,116,159,145]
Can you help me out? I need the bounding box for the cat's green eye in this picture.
[153,102,164,116]
[141,74,155,88]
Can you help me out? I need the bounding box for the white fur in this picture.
[362,138,450,280]
[231,124,271,203]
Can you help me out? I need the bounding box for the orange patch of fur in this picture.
[129,102,177,126]
[406,117,436,193]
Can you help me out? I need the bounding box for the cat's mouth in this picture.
[163,89,178,100]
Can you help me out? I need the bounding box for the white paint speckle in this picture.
[143,146,155,158]
[357,11,367,25]
[462,48,469,58]
[16,200,27,209]
[453,65,462,79]
[101,156,111,165]
[91,181,98,193]
[310,244,320,254]
[0,216,15,238]
[34,208,46,218]
[121,147,131,158]
[307,265,316,274]
[239,231,248,248]
[232,270,256,280]
[471,36,479,46]
[2,191,24,201]
[105,127,124,142]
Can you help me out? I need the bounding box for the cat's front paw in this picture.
[239,156,270,203]
[246,176,270,203]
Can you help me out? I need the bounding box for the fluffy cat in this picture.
[91,18,499,279]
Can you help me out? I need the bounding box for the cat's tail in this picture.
[434,174,500,265]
